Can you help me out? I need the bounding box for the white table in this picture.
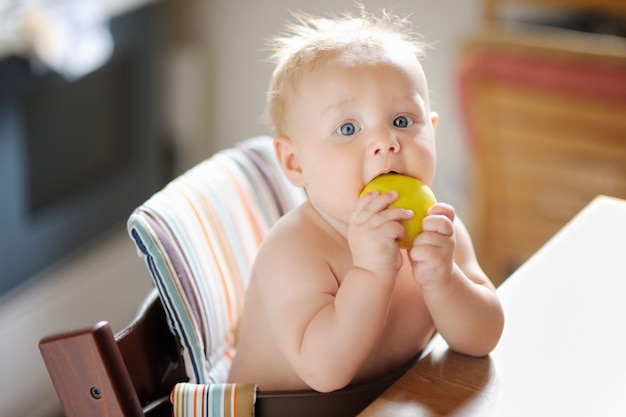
[359,195,626,416]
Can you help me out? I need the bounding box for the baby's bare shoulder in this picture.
[254,204,343,294]
[260,203,338,259]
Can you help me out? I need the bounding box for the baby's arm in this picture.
[409,203,504,356]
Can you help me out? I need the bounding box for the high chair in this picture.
[39,136,413,417]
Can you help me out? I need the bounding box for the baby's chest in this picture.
[357,268,434,381]
[384,265,434,347]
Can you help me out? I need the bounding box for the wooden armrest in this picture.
[40,289,187,417]
[40,322,144,417]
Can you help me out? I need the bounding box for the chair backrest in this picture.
[127,136,305,384]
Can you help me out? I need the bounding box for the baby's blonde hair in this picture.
[266,6,427,135]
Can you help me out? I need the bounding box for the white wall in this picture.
[0,1,482,416]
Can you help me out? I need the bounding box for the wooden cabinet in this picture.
[459,27,626,285]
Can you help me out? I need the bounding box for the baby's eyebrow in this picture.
[321,97,358,115]
[320,102,362,124]
[397,93,429,116]
[393,91,425,105]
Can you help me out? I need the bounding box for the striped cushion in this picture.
[171,383,256,417]
[128,136,305,384]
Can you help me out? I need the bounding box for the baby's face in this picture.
[281,49,438,228]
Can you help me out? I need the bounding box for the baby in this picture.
[228,7,504,393]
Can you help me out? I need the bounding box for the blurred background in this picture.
[0,0,624,415]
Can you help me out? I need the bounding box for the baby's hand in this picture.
[409,203,456,287]
[348,190,413,281]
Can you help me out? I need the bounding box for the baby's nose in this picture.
[370,134,400,155]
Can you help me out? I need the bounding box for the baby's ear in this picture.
[274,135,306,187]
[430,111,439,133]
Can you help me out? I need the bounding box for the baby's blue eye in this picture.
[393,115,413,128]
[337,122,360,136]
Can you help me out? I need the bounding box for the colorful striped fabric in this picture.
[128,136,305,388]
[171,383,257,417]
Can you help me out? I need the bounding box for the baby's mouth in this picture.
[375,170,399,179]
[375,170,403,180]
[364,171,402,189]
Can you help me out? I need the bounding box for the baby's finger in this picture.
[354,190,397,219]
[368,207,414,230]
[427,202,455,223]
[421,214,454,237]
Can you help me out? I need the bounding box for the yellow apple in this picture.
[360,173,437,249]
